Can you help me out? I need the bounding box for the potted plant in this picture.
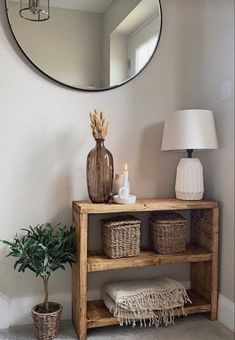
[1,223,75,340]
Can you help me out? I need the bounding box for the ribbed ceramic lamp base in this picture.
[175,158,204,200]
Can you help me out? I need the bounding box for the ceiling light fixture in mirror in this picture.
[19,0,50,22]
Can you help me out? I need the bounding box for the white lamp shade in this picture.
[161,110,218,151]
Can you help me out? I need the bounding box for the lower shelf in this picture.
[87,289,211,329]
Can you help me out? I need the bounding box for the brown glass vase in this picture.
[86,139,114,203]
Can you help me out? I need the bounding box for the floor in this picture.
[0,315,233,340]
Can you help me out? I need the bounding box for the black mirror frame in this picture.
[5,0,162,92]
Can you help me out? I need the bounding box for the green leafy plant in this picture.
[1,224,75,313]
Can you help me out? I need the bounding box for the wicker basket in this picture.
[150,212,186,254]
[32,302,63,340]
[102,215,141,259]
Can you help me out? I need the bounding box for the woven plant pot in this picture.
[32,302,63,340]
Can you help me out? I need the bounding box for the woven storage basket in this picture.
[32,303,62,340]
[150,212,186,254]
[102,215,141,259]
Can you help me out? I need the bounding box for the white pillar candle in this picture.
[123,163,129,188]
[113,174,124,195]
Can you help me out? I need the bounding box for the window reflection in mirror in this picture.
[135,36,158,73]
[6,0,161,90]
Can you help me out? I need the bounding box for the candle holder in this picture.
[113,194,136,204]
[113,164,136,204]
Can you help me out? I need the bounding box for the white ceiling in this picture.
[50,0,113,13]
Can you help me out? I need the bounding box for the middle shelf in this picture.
[87,244,212,272]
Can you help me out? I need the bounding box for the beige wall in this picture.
[8,2,103,88]
[0,0,234,327]
[198,0,234,303]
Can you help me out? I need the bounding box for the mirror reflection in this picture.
[7,0,162,90]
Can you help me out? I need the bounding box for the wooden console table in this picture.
[72,199,219,340]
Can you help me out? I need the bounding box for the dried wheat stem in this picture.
[89,110,109,140]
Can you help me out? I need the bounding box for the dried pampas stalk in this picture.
[90,110,109,140]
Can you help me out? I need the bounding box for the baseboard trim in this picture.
[218,294,235,332]
[0,293,10,329]
[0,289,101,329]
[10,293,72,327]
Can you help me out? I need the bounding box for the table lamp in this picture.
[161,110,218,200]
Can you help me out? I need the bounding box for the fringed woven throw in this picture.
[102,277,191,327]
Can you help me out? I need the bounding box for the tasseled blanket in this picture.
[102,277,191,327]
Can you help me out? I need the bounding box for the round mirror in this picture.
[6,0,162,91]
